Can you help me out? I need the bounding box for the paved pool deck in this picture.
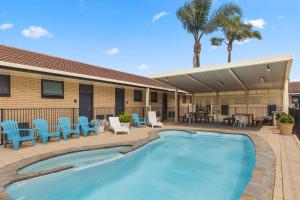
[0,123,299,200]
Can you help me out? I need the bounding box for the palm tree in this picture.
[176,0,241,68]
[211,15,262,63]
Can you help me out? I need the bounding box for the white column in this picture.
[175,88,178,122]
[146,88,150,112]
[283,79,289,113]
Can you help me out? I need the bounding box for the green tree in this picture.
[211,16,262,63]
[176,0,241,68]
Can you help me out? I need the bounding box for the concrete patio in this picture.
[0,123,299,200]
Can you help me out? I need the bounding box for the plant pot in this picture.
[278,123,294,135]
[122,122,130,129]
[96,125,105,134]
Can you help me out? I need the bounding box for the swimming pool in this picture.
[6,131,256,200]
[18,146,126,174]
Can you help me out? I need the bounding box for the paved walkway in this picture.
[0,124,300,200]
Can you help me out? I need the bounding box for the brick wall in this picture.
[0,75,78,108]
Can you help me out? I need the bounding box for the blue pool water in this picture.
[18,146,126,174]
[6,131,256,200]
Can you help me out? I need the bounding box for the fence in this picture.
[289,108,300,139]
[0,107,146,145]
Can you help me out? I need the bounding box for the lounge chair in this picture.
[33,118,61,144]
[148,111,163,128]
[0,120,35,150]
[78,116,98,136]
[108,117,129,135]
[58,117,80,140]
[132,113,146,127]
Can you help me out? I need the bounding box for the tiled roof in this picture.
[289,82,300,94]
[0,44,174,90]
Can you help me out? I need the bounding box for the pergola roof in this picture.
[150,55,293,93]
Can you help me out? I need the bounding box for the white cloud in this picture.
[235,39,251,45]
[152,11,169,22]
[22,26,52,39]
[138,64,149,70]
[245,18,266,29]
[0,23,13,31]
[106,48,119,55]
[277,15,284,20]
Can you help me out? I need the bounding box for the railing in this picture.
[289,108,300,139]
[0,107,147,145]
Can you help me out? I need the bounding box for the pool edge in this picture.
[0,129,275,200]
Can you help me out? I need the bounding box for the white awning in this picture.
[151,55,293,93]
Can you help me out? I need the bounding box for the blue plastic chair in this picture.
[132,113,146,127]
[33,118,61,144]
[58,117,80,140]
[0,120,35,150]
[78,116,98,137]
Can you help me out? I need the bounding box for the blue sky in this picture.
[0,0,299,80]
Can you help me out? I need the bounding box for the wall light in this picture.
[260,77,265,84]
[266,65,271,72]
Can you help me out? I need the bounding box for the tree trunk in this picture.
[193,39,201,68]
[227,43,233,63]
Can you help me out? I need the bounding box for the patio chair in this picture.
[132,113,146,127]
[0,120,35,150]
[33,118,61,144]
[58,117,80,140]
[108,117,129,135]
[185,113,194,124]
[78,116,98,136]
[148,111,163,128]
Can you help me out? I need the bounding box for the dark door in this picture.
[115,88,125,116]
[79,84,93,120]
[162,93,168,121]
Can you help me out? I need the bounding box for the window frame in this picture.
[150,92,158,103]
[133,90,143,102]
[41,79,64,99]
[0,74,10,97]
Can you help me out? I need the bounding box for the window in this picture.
[151,92,158,102]
[182,96,187,104]
[0,74,10,97]
[41,79,64,98]
[267,105,277,116]
[221,105,229,116]
[292,96,300,108]
[134,90,143,102]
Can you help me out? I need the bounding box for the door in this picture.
[79,84,93,120]
[162,93,168,121]
[115,88,125,116]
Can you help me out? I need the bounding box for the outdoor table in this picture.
[205,115,214,123]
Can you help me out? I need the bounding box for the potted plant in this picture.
[91,119,108,134]
[118,112,132,128]
[275,112,285,126]
[277,112,294,135]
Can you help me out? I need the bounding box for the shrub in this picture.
[275,112,285,120]
[277,112,294,124]
[118,112,132,123]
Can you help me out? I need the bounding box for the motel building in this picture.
[0,44,294,144]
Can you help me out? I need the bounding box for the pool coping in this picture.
[0,128,275,200]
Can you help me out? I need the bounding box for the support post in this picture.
[146,88,151,113]
[175,88,178,123]
[283,79,289,113]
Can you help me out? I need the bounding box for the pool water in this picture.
[18,146,126,174]
[6,131,256,200]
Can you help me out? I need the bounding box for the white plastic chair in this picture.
[233,115,242,127]
[185,113,194,124]
[148,111,163,128]
[108,117,130,135]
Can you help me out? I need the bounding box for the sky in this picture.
[0,0,299,81]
